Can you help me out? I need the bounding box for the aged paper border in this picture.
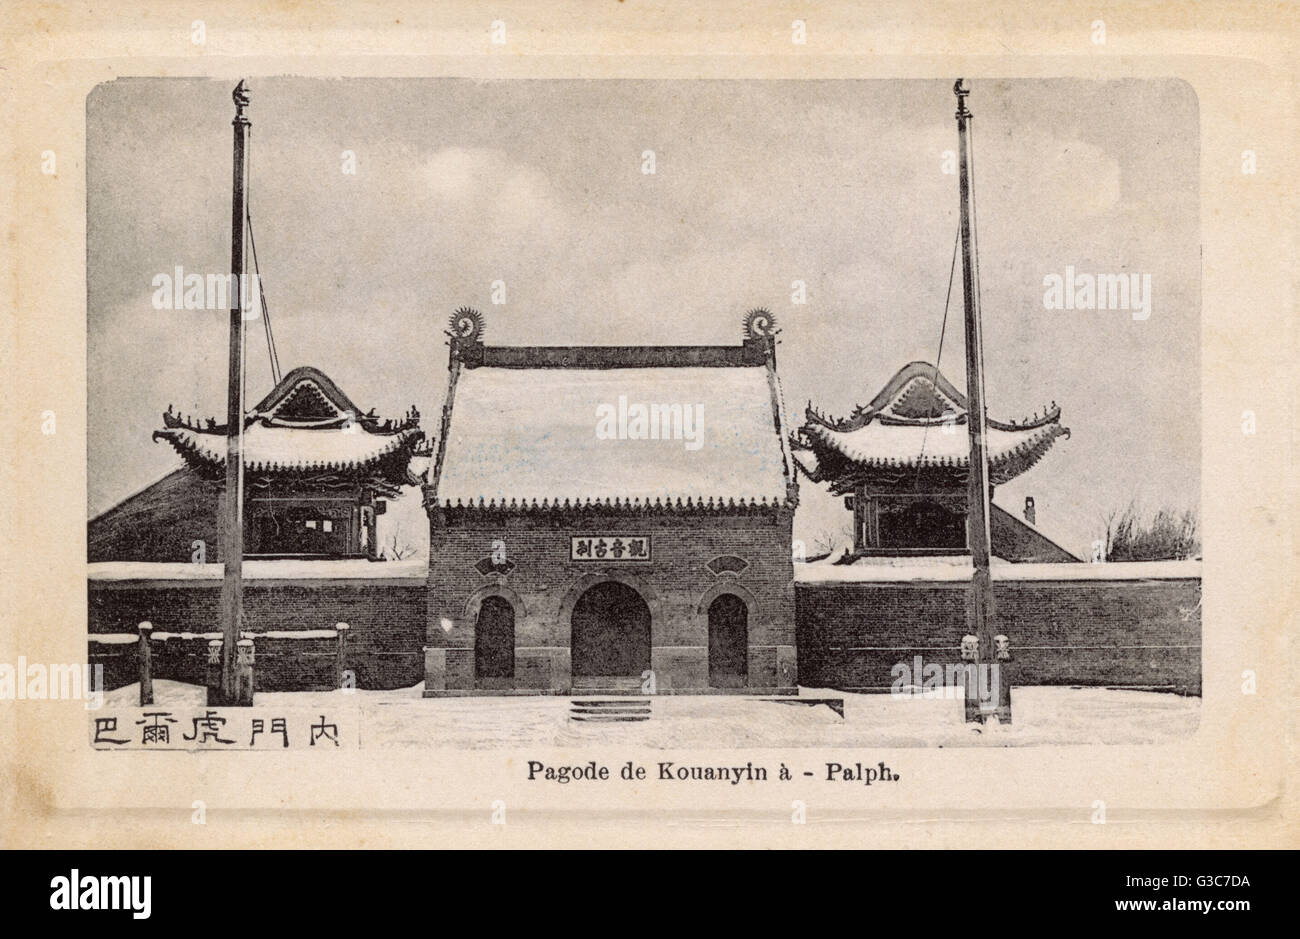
[1,0,1295,849]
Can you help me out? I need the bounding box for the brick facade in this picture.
[424,506,798,694]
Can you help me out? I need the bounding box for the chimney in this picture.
[1023,496,1036,525]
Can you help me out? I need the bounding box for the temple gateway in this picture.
[422,309,800,695]
[86,316,1201,698]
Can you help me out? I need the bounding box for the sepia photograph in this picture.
[84,76,1201,749]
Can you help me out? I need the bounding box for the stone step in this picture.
[569,689,649,697]
[572,676,645,692]
[571,698,652,708]
[569,696,653,722]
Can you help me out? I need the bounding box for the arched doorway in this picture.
[570,581,651,681]
[708,593,748,687]
[475,595,515,686]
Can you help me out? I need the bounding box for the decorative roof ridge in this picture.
[444,306,777,370]
[801,418,1068,461]
[156,422,425,441]
[809,407,1067,433]
[253,410,423,433]
[250,365,361,417]
[985,403,1064,432]
[872,361,968,413]
[440,494,790,514]
[153,424,427,474]
[161,409,230,434]
[804,362,968,432]
[752,309,799,506]
[804,363,1065,433]
[460,343,772,370]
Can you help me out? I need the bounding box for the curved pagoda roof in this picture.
[793,361,1068,491]
[152,366,426,485]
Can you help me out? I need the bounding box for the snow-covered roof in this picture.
[435,364,792,506]
[796,362,1068,489]
[153,366,425,479]
[155,423,422,473]
[803,420,1067,483]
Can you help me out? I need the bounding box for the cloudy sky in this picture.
[87,77,1200,555]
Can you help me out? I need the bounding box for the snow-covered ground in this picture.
[104,681,1199,749]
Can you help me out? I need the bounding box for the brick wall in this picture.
[88,579,426,690]
[89,562,1199,697]
[795,576,1201,694]
[87,640,140,690]
[426,507,797,693]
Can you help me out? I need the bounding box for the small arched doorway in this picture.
[570,581,651,681]
[708,593,748,687]
[475,595,515,687]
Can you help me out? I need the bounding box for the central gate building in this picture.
[422,310,799,695]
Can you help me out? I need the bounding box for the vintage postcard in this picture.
[1,1,1294,850]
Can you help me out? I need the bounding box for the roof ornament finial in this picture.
[954,78,970,118]
[232,79,250,123]
[743,307,777,340]
[448,307,485,342]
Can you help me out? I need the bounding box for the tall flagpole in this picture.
[219,80,251,705]
[954,79,1002,724]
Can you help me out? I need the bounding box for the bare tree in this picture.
[383,534,415,561]
[380,518,418,561]
[1099,501,1127,561]
[1102,500,1200,561]
[809,519,855,562]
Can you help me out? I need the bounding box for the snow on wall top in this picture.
[793,558,1201,583]
[88,558,427,581]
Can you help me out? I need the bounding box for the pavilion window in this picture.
[856,493,968,554]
